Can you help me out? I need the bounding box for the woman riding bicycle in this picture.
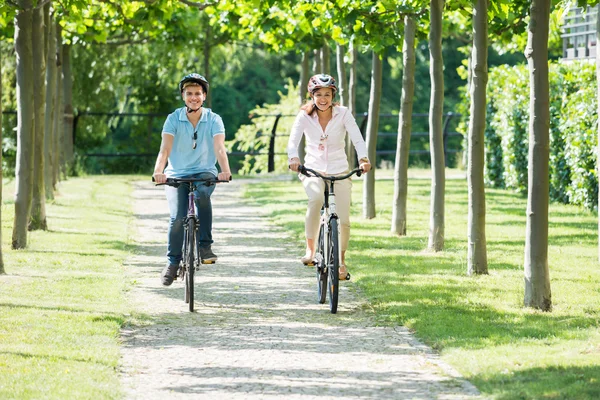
[287,73,371,280]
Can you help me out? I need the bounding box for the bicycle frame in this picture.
[298,166,362,313]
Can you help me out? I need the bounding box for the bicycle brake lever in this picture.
[356,169,362,178]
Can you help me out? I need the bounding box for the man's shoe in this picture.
[200,246,218,264]
[161,263,179,286]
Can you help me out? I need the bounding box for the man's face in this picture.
[182,84,206,110]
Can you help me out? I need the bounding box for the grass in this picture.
[0,175,142,399]
[244,170,600,400]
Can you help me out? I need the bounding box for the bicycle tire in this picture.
[328,218,340,314]
[316,224,327,304]
[186,219,195,312]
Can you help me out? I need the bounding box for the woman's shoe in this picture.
[339,264,351,280]
[301,253,315,266]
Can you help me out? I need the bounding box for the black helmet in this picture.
[179,73,209,93]
[307,74,337,95]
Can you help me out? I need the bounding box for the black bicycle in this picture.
[298,166,362,314]
[154,176,230,312]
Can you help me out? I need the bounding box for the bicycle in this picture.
[153,176,230,312]
[297,166,363,314]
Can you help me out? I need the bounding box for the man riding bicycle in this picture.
[153,73,232,286]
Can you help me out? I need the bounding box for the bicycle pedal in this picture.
[201,260,216,264]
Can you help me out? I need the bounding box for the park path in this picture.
[119,178,481,399]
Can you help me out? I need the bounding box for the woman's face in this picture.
[312,87,333,111]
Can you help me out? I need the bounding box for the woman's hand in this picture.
[288,157,301,172]
[359,158,371,173]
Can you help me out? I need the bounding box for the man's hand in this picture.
[153,172,167,184]
[288,157,301,172]
[218,171,232,181]
[359,159,372,173]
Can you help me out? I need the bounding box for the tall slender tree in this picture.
[467,0,488,274]
[30,4,47,230]
[427,0,446,251]
[12,1,36,249]
[523,0,551,310]
[392,16,417,236]
[363,51,382,219]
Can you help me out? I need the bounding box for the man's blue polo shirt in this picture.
[162,107,225,178]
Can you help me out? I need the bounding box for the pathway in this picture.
[119,178,481,399]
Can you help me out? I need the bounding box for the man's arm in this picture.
[213,134,232,181]
[152,133,174,183]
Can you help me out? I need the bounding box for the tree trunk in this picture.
[523,0,551,311]
[336,44,348,107]
[30,4,48,231]
[313,48,321,73]
[363,51,382,219]
[321,44,330,75]
[427,0,446,251]
[53,22,64,187]
[467,0,489,274]
[392,16,416,236]
[0,33,4,273]
[337,44,352,168]
[44,10,57,200]
[13,3,35,249]
[62,42,73,178]
[597,4,600,262]
[298,51,309,163]
[204,26,212,108]
[347,39,357,169]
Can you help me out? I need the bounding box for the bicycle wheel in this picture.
[316,224,327,304]
[185,219,196,312]
[328,218,340,314]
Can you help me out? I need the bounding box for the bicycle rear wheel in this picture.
[185,219,196,312]
[328,218,340,314]
[316,224,327,304]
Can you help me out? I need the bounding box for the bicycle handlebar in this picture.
[298,165,362,181]
[152,176,232,187]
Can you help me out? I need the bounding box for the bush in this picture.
[481,61,598,210]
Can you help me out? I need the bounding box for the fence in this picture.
[235,111,463,172]
[1,110,463,173]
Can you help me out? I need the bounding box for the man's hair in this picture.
[182,81,205,93]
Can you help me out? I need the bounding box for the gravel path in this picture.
[120,179,481,399]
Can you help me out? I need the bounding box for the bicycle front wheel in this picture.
[185,219,196,312]
[328,218,340,314]
[316,224,327,304]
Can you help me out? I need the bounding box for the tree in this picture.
[363,51,382,219]
[12,0,35,249]
[0,24,4,274]
[467,0,488,274]
[30,4,47,231]
[391,16,417,235]
[523,0,552,310]
[428,0,446,251]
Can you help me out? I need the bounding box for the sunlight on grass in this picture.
[245,172,600,400]
[0,176,143,399]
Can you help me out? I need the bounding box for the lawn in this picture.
[0,176,143,399]
[244,169,600,400]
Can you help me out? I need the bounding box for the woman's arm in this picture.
[343,110,371,172]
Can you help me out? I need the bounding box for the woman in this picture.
[287,73,371,280]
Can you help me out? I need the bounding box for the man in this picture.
[153,73,232,286]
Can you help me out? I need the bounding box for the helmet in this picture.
[179,73,209,93]
[307,74,337,95]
